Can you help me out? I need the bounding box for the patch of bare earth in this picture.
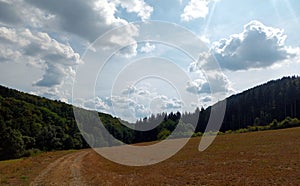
[81,127,300,185]
[0,151,75,185]
[30,150,89,186]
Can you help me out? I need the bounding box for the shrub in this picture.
[192,132,203,137]
[22,148,41,157]
[225,130,233,134]
[235,128,249,133]
[157,129,171,140]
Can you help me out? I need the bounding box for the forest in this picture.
[1,76,300,160]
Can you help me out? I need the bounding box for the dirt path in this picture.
[30,150,90,186]
[26,128,300,185]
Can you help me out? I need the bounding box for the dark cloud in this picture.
[25,0,148,42]
[25,0,143,57]
[25,0,105,41]
[34,63,64,87]
[0,1,22,24]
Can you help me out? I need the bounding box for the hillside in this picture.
[0,85,128,160]
[195,76,300,132]
[0,86,84,160]
[220,76,300,131]
[127,76,300,135]
[1,76,300,160]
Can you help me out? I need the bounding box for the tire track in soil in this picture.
[30,151,90,186]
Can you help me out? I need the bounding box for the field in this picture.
[0,127,299,185]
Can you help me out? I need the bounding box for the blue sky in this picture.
[0,0,300,122]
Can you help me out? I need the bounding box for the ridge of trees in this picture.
[1,76,300,160]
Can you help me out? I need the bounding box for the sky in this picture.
[0,0,300,122]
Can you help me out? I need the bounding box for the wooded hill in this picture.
[1,76,300,160]
[220,76,300,131]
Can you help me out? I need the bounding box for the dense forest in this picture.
[130,76,300,133]
[220,76,300,130]
[1,76,300,160]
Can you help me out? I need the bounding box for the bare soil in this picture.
[81,127,300,185]
[30,151,89,186]
[1,127,299,185]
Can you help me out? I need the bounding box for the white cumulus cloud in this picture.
[211,20,298,71]
[140,42,156,53]
[181,0,217,21]
[0,26,81,88]
[114,0,153,21]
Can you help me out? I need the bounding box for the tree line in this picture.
[0,76,300,160]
